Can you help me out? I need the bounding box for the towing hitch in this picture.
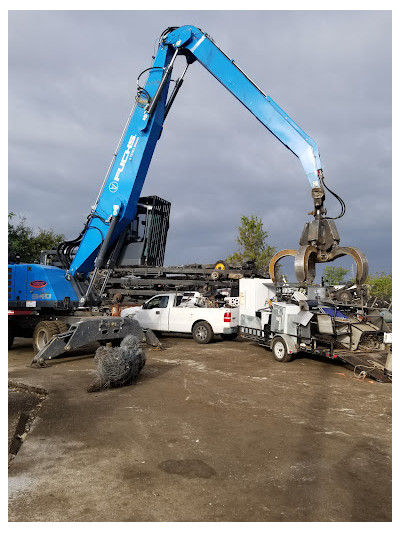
[269,186,369,284]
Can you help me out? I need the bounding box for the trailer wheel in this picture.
[271,336,292,362]
[192,321,214,344]
[33,321,61,353]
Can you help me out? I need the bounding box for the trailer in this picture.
[238,279,392,382]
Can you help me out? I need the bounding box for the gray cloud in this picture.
[8,10,391,278]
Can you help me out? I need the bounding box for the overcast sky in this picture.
[8,10,392,280]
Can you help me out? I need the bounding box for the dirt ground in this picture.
[8,334,392,522]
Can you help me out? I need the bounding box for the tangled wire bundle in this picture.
[87,334,146,393]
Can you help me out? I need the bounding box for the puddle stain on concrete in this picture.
[158,459,217,479]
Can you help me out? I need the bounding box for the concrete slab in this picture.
[8,335,392,522]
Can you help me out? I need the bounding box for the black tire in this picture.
[54,321,68,334]
[214,260,226,270]
[271,336,292,363]
[220,333,237,341]
[192,321,214,344]
[33,321,61,353]
[336,290,353,304]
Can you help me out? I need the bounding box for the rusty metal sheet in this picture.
[335,349,391,382]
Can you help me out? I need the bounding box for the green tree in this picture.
[322,266,350,285]
[365,272,392,301]
[228,215,276,275]
[8,213,65,263]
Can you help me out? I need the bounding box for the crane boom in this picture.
[64,24,367,295]
[67,25,323,279]
[164,26,322,187]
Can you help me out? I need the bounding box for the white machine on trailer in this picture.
[238,278,392,381]
[238,278,301,361]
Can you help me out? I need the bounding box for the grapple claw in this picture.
[294,245,318,284]
[325,246,369,285]
[270,243,369,285]
[269,183,369,286]
[269,249,296,282]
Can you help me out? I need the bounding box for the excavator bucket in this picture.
[31,317,146,367]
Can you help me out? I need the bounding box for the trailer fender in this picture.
[279,334,298,355]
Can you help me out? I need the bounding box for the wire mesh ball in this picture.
[87,334,146,392]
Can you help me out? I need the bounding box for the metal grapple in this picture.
[269,186,369,285]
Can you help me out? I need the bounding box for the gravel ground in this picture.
[8,335,392,522]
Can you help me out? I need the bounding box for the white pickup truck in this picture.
[120,292,239,344]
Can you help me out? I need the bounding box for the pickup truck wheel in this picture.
[33,321,60,353]
[221,333,237,341]
[271,336,292,362]
[192,321,214,344]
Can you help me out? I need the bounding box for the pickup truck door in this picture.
[136,295,170,330]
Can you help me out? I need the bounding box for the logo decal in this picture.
[108,135,140,193]
[32,293,52,300]
[29,280,47,289]
[109,181,119,193]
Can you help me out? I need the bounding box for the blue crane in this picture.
[9,25,368,318]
